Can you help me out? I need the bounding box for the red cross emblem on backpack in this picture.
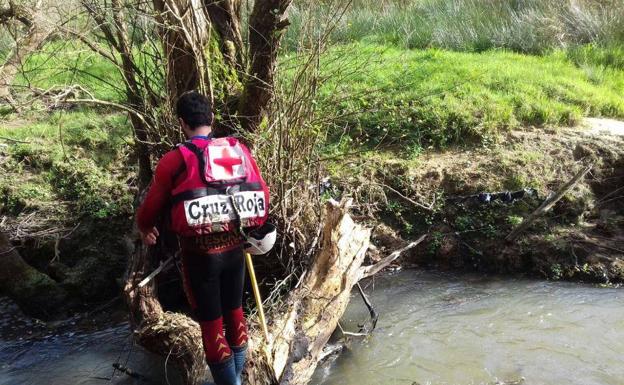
[207,139,246,181]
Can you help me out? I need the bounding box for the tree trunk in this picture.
[204,0,244,72]
[245,198,372,385]
[238,0,292,133]
[154,0,212,104]
[0,232,69,319]
[124,238,207,384]
[124,199,372,385]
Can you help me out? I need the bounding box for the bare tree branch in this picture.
[359,234,428,279]
[0,0,55,103]
[506,163,594,242]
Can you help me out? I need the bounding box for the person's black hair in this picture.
[176,91,213,129]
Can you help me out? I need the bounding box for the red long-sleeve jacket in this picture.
[136,147,184,234]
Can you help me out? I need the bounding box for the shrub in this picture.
[49,158,132,219]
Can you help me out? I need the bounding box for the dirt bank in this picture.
[349,120,624,283]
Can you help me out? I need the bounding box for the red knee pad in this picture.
[199,317,232,363]
[223,307,248,347]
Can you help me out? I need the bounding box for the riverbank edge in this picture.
[1,121,623,320]
[353,121,624,284]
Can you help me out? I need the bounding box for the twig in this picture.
[337,321,368,337]
[111,363,148,381]
[136,254,175,289]
[0,246,16,256]
[356,282,378,333]
[359,233,428,279]
[506,163,594,242]
[381,183,434,212]
[63,98,149,126]
[0,136,30,144]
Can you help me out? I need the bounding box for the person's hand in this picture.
[140,227,159,246]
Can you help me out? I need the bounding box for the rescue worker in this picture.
[136,91,270,385]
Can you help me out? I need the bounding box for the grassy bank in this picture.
[0,109,133,220]
[2,40,623,210]
[313,43,624,152]
[1,1,622,318]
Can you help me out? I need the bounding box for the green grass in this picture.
[567,43,624,70]
[3,5,624,220]
[286,0,624,54]
[313,43,624,151]
[0,109,134,219]
[12,40,127,102]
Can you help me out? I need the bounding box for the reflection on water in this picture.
[312,270,624,385]
[0,298,183,385]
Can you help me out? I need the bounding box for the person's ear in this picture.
[210,112,215,126]
[179,117,186,129]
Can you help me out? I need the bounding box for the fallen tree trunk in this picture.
[245,198,371,385]
[124,237,206,384]
[124,198,380,385]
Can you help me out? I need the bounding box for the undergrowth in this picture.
[0,109,133,220]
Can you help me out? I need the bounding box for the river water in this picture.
[0,298,183,385]
[312,270,624,385]
[1,270,623,385]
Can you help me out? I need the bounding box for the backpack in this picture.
[169,137,269,237]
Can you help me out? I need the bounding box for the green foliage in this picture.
[287,0,624,54]
[316,43,624,151]
[567,44,624,70]
[0,181,54,215]
[507,215,523,226]
[455,215,474,232]
[427,230,443,256]
[14,41,124,102]
[550,263,563,280]
[49,158,132,218]
[0,110,133,220]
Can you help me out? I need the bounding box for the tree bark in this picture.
[154,0,212,104]
[245,198,371,385]
[238,0,292,133]
[124,239,207,384]
[107,0,155,187]
[204,0,244,72]
[124,199,373,385]
[0,232,69,319]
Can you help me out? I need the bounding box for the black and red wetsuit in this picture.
[137,136,249,364]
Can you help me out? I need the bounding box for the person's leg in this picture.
[181,251,237,385]
[220,246,248,379]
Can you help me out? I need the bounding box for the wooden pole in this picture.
[245,251,270,342]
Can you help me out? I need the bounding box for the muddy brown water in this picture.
[2,270,623,385]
